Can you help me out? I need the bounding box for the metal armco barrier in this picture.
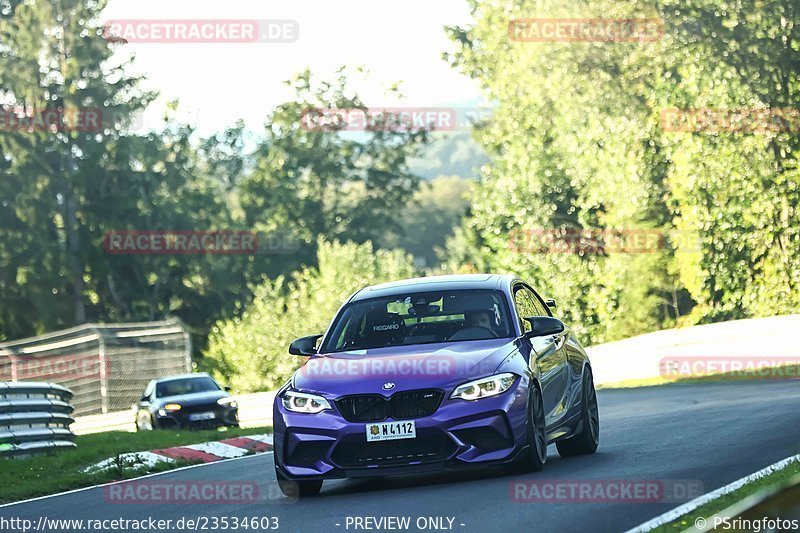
[0,382,76,457]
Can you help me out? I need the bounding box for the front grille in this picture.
[330,428,456,468]
[177,403,221,414]
[335,389,444,422]
[390,389,444,419]
[336,395,387,422]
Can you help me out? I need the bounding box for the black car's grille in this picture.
[178,403,223,414]
[330,428,456,468]
[335,389,444,422]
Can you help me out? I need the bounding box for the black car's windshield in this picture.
[155,377,220,398]
[321,289,513,353]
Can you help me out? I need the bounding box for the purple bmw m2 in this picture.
[273,274,599,496]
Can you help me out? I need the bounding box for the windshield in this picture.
[155,377,220,398]
[321,289,513,353]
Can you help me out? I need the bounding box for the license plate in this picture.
[188,411,216,421]
[365,421,416,442]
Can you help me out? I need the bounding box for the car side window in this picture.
[524,287,550,317]
[513,287,537,332]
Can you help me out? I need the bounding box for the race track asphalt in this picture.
[3,380,800,533]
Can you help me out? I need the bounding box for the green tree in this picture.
[659,0,800,321]
[444,0,800,343]
[204,239,416,392]
[0,0,151,337]
[239,69,431,271]
[0,2,255,349]
[379,175,471,267]
[444,0,679,344]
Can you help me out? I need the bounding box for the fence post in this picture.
[173,317,193,372]
[185,332,193,372]
[98,334,109,414]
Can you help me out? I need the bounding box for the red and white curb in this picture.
[85,433,273,473]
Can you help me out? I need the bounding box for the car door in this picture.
[513,284,569,425]
[526,286,570,421]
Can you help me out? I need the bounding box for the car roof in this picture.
[154,372,212,383]
[349,274,515,303]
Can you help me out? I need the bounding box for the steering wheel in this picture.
[446,326,499,341]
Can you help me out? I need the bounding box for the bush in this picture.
[203,239,415,392]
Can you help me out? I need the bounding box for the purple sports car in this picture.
[273,274,599,496]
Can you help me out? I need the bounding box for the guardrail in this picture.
[0,382,76,457]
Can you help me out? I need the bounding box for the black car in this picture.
[134,373,239,430]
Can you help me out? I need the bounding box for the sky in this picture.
[103,0,483,136]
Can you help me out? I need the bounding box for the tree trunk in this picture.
[65,192,86,324]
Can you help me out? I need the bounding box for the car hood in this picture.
[154,390,230,408]
[291,338,516,397]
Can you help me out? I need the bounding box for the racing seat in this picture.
[362,311,406,348]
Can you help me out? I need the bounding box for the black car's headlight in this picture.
[157,403,182,416]
[282,390,331,414]
[451,373,518,401]
[217,397,238,408]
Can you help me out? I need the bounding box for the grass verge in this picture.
[0,425,272,505]
[651,458,800,532]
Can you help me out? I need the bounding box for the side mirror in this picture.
[289,334,323,356]
[224,386,232,392]
[523,316,565,337]
[544,298,557,310]
[139,395,149,403]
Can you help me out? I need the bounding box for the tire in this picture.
[275,464,323,497]
[509,384,547,472]
[556,367,599,457]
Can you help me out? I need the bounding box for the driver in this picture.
[465,309,495,331]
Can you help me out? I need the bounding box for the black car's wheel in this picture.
[556,367,599,457]
[275,464,323,497]
[509,384,547,472]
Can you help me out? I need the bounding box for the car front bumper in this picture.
[154,406,239,429]
[273,380,530,480]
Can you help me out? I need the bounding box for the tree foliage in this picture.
[204,239,416,392]
[0,3,432,350]
[444,0,800,344]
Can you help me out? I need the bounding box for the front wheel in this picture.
[556,367,599,457]
[509,384,547,472]
[275,465,323,497]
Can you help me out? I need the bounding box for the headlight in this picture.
[217,397,238,408]
[282,391,331,414]
[451,373,518,401]
[158,403,182,416]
